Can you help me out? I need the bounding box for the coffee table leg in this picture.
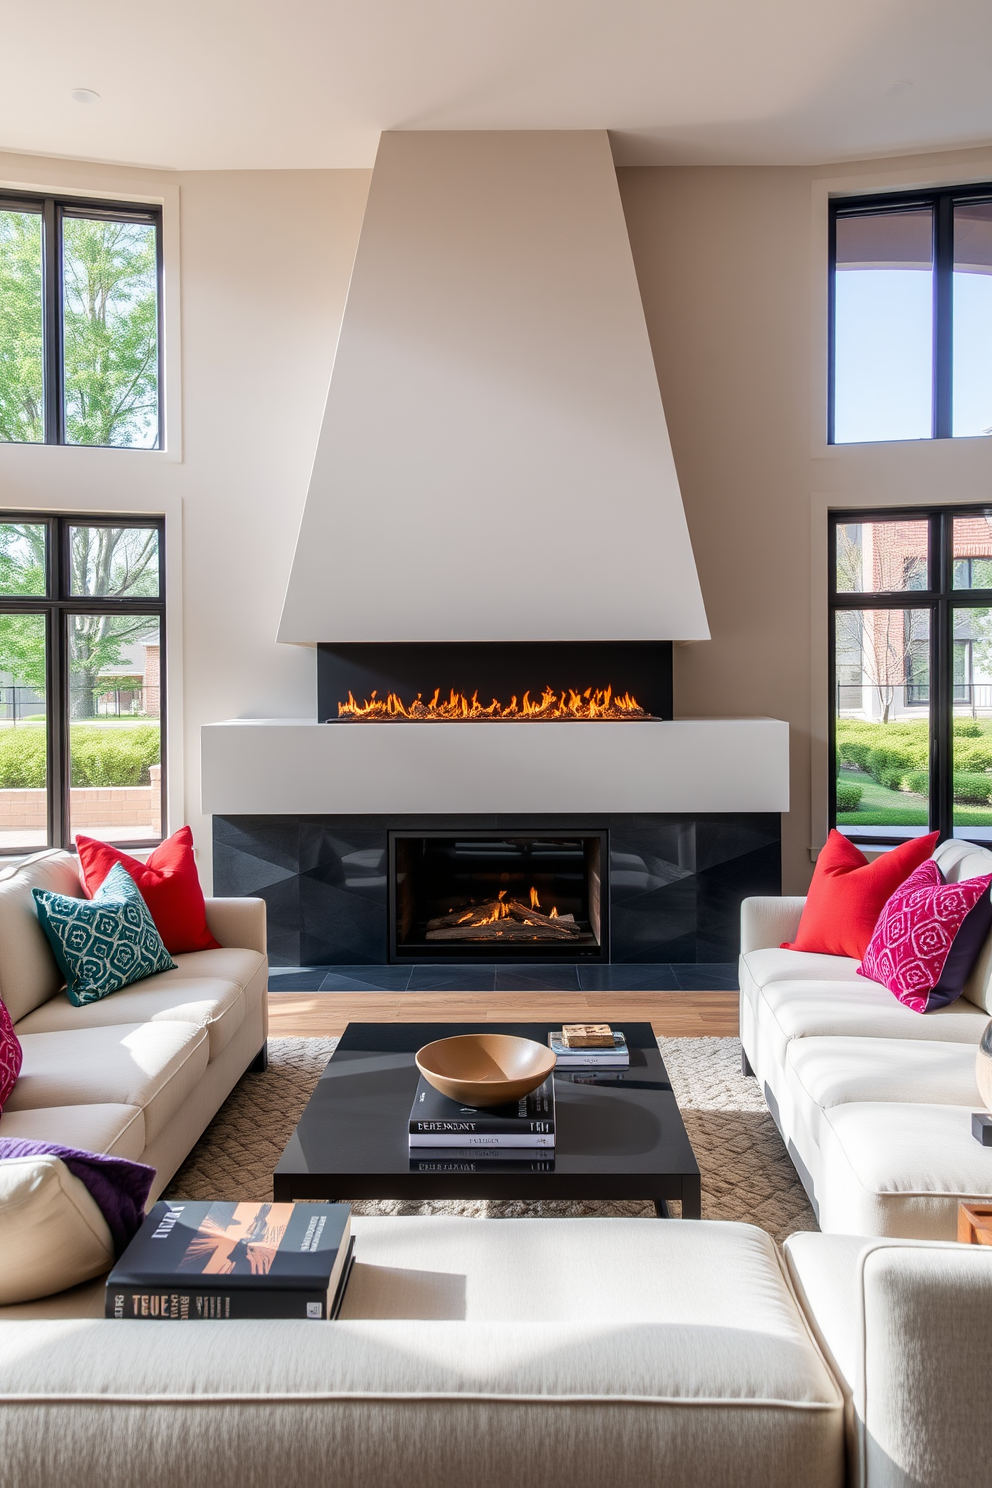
[654,1199,671,1218]
[681,1175,702,1219]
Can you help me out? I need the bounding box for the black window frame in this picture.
[828,181,992,444]
[0,512,167,852]
[0,190,164,449]
[829,505,992,845]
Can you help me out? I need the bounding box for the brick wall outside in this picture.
[0,765,161,835]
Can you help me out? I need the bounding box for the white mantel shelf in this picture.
[201,718,789,816]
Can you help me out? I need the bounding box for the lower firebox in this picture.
[389,830,608,962]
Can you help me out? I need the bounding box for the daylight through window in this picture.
[0,193,162,448]
[0,516,165,851]
[830,184,992,444]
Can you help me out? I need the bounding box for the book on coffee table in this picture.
[410,1148,555,1172]
[549,1030,629,1067]
[408,1073,555,1147]
[106,1200,353,1320]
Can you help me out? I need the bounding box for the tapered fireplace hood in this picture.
[279,130,709,644]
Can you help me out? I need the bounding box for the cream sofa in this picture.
[740,837,992,1239]
[0,1214,989,1488]
[0,848,268,1200]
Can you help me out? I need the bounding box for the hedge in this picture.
[836,780,863,811]
[953,772,992,804]
[0,725,159,789]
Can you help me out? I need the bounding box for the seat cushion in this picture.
[787,1036,983,1112]
[157,946,265,995]
[17,977,246,1061]
[816,1101,992,1239]
[0,1218,845,1488]
[754,978,989,1075]
[5,1022,208,1144]
[0,1103,145,1160]
[0,1153,114,1305]
[743,947,866,987]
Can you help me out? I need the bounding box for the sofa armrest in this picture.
[204,897,266,955]
[787,1232,992,1488]
[740,896,806,954]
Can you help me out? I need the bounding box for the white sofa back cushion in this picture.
[0,850,82,1023]
[0,1154,114,1304]
[933,838,992,1015]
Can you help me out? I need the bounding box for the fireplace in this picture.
[389,829,608,963]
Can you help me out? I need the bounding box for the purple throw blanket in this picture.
[0,1140,155,1257]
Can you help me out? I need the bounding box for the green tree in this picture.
[0,210,44,443]
[63,218,159,447]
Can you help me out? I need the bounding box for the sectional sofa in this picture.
[739,836,992,1238]
[0,847,268,1198]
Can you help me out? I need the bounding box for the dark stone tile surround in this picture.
[213,812,780,969]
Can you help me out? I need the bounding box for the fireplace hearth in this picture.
[390,830,607,962]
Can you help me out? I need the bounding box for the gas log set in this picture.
[425,886,581,943]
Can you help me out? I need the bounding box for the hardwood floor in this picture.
[267,989,739,1039]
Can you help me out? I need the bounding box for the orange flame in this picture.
[529,886,541,910]
[338,684,648,722]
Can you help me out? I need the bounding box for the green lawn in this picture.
[837,765,992,827]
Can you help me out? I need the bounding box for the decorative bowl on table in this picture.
[415,1033,556,1108]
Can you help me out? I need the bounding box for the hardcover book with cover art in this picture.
[106,1200,352,1320]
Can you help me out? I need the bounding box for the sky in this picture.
[834,268,992,442]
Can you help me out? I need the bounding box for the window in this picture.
[0,516,165,852]
[830,508,992,845]
[829,184,992,443]
[0,193,162,448]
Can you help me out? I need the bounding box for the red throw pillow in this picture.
[76,827,220,956]
[782,828,940,961]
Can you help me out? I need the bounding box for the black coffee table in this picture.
[273,1021,701,1218]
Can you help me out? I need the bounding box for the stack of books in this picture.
[408,1074,555,1150]
[105,1201,354,1321]
[548,1024,630,1069]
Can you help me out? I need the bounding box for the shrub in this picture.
[953,771,992,804]
[905,770,930,796]
[954,720,983,737]
[954,744,992,773]
[836,780,863,811]
[837,739,872,771]
[865,745,915,791]
[0,724,159,789]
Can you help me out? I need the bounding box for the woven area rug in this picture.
[167,1036,817,1245]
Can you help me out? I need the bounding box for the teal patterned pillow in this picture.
[33,862,177,1006]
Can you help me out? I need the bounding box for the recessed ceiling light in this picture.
[70,88,101,105]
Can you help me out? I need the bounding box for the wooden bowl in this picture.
[415,1033,556,1108]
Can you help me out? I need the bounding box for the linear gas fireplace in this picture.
[389,829,608,963]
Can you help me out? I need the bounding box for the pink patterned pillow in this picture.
[859,859,992,1012]
[0,998,21,1112]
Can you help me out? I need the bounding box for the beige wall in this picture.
[620,145,992,892]
[6,139,992,897]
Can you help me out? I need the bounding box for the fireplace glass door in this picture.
[389,830,608,962]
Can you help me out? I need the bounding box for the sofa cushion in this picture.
[33,863,176,1006]
[784,829,939,960]
[0,850,82,1023]
[743,947,865,987]
[0,1153,114,1305]
[17,977,246,1061]
[815,1101,992,1239]
[0,1217,845,1488]
[156,946,266,993]
[77,828,221,956]
[752,977,989,1075]
[5,1022,208,1144]
[0,1103,145,1160]
[786,1037,982,1122]
[859,859,992,1012]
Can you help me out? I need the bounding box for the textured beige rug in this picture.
[168,1036,817,1245]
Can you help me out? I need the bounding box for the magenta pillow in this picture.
[859,859,992,1012]
[0,999,22,1112]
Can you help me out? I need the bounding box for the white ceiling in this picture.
[4,0,992,173]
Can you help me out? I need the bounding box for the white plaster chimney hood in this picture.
[279,130,708,644]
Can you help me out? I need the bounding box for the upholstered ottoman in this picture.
[0,1217,844,1488]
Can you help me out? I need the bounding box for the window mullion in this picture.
[41,198,61,446]
[934,194,954,439]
